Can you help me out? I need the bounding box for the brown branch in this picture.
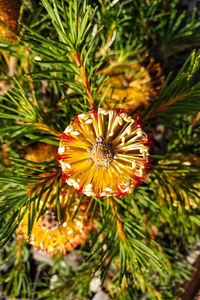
[31,270,42,299]
[175,255,200,300]
[72,51,94,108]
[16,238,21,258]
[192,112,200,126]
[148,93,185,119]
[35,123,62,138]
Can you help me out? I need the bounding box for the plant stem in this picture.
[144,93,185,120]
[16,238,21,258]
[35,123,62,138]
[72,51,95,108]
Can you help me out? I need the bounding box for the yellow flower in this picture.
[25,143,58,163]
[0,0,20,42]
[102,58,163,113]
[57,109,151,198]
[17,186,94,255]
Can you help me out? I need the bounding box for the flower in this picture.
[101,58,163,113]
[57,109,151,198]
[0,0,21,42]
[25,143,58,163]
[17,185,94,255]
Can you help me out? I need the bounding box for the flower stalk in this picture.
[72,50,95,108]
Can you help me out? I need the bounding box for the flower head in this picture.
[57,109,151,198]
[25,143,58,163]
[17,186,94,255]
[0,0,21,42]
[102,58,163,113]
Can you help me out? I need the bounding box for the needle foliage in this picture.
[0,0,200,299]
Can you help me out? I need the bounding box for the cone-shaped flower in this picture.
[25,143,58,163]
[17,186,94,255]
[102,58,163,113]
[0,0,21,42]
[57,109,151,198]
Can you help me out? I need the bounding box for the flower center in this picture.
[40,210,59,231]
[90,137,114,167]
